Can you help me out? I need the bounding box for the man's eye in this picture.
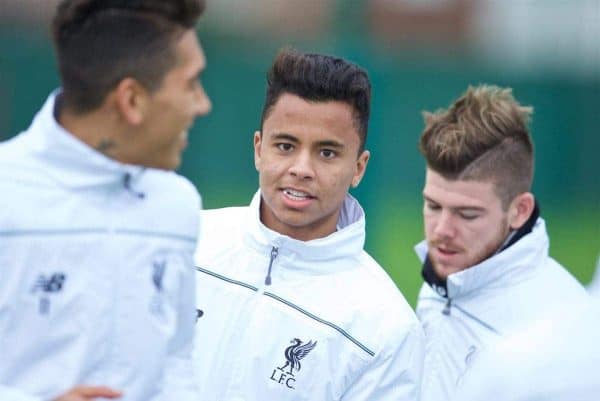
[277,143,294,152]
[459,213,479,220]
[320,149,336,159]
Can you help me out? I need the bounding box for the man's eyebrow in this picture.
[271,133,299,143]
[315,140,344,149]
[423,195,485,212]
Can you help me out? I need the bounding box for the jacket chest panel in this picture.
[0,230,193,385]
[194,269,372,401]
[419,298,501,401]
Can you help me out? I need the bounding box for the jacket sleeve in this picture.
[341,321,425,401]
[0,386,42,401]
[157,261,200,401]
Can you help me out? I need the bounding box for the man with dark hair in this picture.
[414,85,589,401]
[192,48,424,401]
[0,1,210,400]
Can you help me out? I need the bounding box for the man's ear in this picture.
[508,192,535,230]
[114,78,149,126]
[253,130,262,172]
[351,150,370,188]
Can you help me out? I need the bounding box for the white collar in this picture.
[243,189,366,273]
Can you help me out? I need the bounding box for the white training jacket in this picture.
[415,217,590,401]
[0,92,201,401]
[453,300,600,401]
[193,191,424,401]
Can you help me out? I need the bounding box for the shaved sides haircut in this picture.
[419,85,534,209]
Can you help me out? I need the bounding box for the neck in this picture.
[259,199,340,242]
[57,98,122,161]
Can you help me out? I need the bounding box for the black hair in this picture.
[261,48,371,152]
[52,0,205,113]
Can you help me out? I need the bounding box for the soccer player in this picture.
[414,84,590,401]
[192,48,424,401]
[0,1,210,400]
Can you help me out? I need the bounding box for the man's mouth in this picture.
[436,246,458,256]
[430,241,461,256]
[282,188,314,201]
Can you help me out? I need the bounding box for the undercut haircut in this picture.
[52,0,205,113]
[419,85,534,209]
[260,47,371,153]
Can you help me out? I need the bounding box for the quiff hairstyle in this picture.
[419,85,534,209]
[260,47,371,154]
[52,0,205,114]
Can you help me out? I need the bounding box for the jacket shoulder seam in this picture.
[195,266,375,357]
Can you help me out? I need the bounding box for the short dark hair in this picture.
[419,85,534,209]
[52,0,206,113]
[260,48,371,153]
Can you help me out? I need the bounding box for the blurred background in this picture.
[1,0,598,304]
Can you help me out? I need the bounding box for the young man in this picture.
[193,48,424,401]
[0,1,210,400]
[414,85,590,401]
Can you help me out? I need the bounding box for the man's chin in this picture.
[432,261,466,280]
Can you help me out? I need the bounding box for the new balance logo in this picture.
[270,338,317,390]
[31,273,66,293]
[30,272,67,315]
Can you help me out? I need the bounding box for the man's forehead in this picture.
[175,30,205,68]
[424,169,499,206]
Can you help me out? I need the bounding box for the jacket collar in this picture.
[22,90,145,191]
[243,189,366,273]
[416,205,547,298]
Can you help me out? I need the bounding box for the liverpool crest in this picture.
[270,338,317,389]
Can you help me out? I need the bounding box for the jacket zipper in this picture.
[432,296,501,334]
[442,298,452,315]
[264,246,279,285]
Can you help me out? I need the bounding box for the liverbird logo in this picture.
[270,338,318,390]
[152,260,166,292]
[280,338,317,375]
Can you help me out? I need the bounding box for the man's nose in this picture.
[194,85,212,117]
[434,211,455,239]
[288,150,315,180]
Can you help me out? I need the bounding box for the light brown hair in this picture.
[419,85,534,209]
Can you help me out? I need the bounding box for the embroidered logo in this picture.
[152,260,166,292]
[464,345,478,366]
[456,345,479,385]
[270,338,317,389]
[30,272,67,315]
[149,259,167,317]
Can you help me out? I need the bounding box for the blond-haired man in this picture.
[414,85,590,401]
